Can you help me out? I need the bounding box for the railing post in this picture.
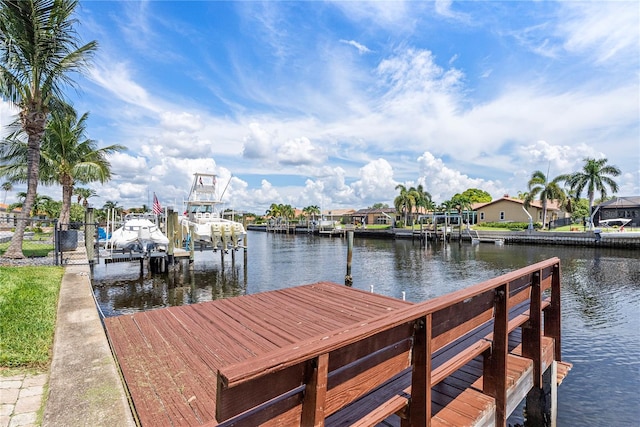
[484,284,508,427]
[544,263,562,361]
[301,353,329,427]
[523,270,543,386]
[408,315,431,426]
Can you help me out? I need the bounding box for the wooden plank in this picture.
[408,315,430,426]
[329,323,414,373]
[544,263,562,361]
[483,285,508,427]
[325,348,411,415]
[216,360,307,421]
[301,353,329,426]
[325,370,411,427]
[522,269,543,387]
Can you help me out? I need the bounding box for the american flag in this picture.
[152,193,162,215]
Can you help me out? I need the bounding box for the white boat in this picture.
[180,173,246,250]
[107,213,169,252]
[595,218,640,239]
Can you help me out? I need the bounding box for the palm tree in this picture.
[2,181,12,204]
[411,184,432,223]
[8,191,53,217]
[102,200,123,219]
[525,170,566,229]
[302,205,320,224]
[74,187,97,207]
[0,0,97,258]
[40,109,124,228]
[1,109,124,229]
[394,184,415,227]
[560,158,621,227]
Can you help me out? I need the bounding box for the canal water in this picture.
[92,231,639,426]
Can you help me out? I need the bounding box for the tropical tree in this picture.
[560,158,621,227]
[369,203,389,209]
[2,109,124,229]
[450,193,473,237]
[524,170,566,229]
[1,181,11,204]
[394,184,415,227]
[102,200,123,220]
[302,205,320,223]
[8,191,53,217]
[74,187,97,207]
[411,184,433,220]
[459,188,492,204]
[0,0,97,257]
[265,203,295,222]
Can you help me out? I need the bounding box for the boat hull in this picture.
[108,216,169,252]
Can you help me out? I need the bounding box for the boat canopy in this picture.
[598,218,632,227]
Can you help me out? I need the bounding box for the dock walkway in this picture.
[105,259,571,426]
[104,283,411,426]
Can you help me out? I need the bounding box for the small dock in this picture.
[104,258,571,426]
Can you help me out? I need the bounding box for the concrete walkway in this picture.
[42,262,136,427]
[2,251,136,427]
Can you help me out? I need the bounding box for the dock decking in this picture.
[104,283,412,426]
[104,259,571,426]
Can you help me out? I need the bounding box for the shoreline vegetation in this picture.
[0,266,63,375]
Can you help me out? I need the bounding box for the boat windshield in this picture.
[190,205,213,213]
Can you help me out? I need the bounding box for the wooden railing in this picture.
[214,257,562,427]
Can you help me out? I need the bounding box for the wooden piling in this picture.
[167,209,175,266]
[345,230,353,286]
[189,225,195,269]
[525,361,558,426]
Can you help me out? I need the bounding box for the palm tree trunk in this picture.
[3,111,46,259]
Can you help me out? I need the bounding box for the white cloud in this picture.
[339,39,372,54]
[277,137,325,165]
[417,152,505,202]
[559,2,639,64]
[160,111,204,132]
[88,61,160,113]
[352,158,396,201]
[242,123,275,160]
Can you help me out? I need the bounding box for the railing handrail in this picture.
[219,256,561,387]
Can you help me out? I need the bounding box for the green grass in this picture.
[0,266,64,369]
[0,242,54,257]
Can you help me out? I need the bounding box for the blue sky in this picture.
[1,0,639,213]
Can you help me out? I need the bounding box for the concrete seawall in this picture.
[248,225,639,248]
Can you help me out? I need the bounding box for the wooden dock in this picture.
[104,258,571,426]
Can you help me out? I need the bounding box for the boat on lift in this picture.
[595,218,640,239]
[180,173,246,250]
[107,213,169,252]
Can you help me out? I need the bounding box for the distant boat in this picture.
[180,173,246,250]
[107,213,169,252]
[595,218,640,239]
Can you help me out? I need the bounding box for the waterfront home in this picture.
[474,196,568,225]
[321,208,356,224]
[595,196,640,227]
[351,207,397,226]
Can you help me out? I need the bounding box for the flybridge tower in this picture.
[188,173,218,203]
